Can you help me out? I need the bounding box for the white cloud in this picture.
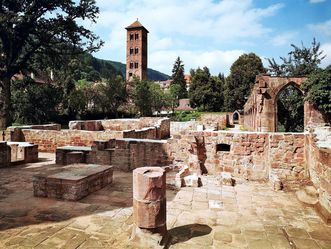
[308,19,331,36]
[309,0,326,3]
[321,43,331,68]
[92,0,283,75]
[149,49,245,76]
[271,32,298,46]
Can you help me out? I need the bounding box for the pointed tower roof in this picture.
[126,20,149,33]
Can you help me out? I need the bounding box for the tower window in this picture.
[134,62,139,69]
[130,48,134,54]
[130,62,134,69]
[129,73,133,77]
[130,34,134,40]
[135,33,139,40]
[135,48,139,54]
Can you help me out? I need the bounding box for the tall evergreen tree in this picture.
[224,53,265,111]
[171,57,188,99]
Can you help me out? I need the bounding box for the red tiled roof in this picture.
[126,20,149,33]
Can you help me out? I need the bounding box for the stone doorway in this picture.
[275,83,304,132]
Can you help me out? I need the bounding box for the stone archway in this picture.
[274,82,304,132]
[233,111,240,124]
[243,74,326,132]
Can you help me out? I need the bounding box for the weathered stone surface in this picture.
[220,172,235,186]
[183,174,202,187]
[133,167,166,231]
[296,186,319,205]
[33,164,113,201]
[0,142,11,168]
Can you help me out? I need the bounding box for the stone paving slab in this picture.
[0,153,330,248]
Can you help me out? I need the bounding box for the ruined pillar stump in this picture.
[132,167,167,246]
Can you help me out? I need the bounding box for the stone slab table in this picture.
[33,164,113,201]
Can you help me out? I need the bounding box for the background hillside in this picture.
[88,55,170,81]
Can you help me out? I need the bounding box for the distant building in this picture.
[184,74,192,90]
[175,99,194,111]
[125,20,149,82]
[157,79,172,90]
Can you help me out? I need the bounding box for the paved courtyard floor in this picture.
[0,153,330,249]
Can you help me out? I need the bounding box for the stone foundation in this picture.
[0,142,11,168]
[169,131,306,187]
[56,139,172,171]
[33,164,113,201]
[7,118,170,152]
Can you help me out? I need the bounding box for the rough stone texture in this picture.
[306,126,331,223]
[0,154,331,248]
[7,142,38,163]
[133,167,166,230]
[199,113,229,130]
[169,130,306,185]
[220,172,235,186]
[0,142,11,167]
[56,139,172,171]
[9,118,170,152]
[33,164,113,201]
[243,74,328,132]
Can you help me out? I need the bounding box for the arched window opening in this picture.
[276,84,304,132]
[233,112,239,124]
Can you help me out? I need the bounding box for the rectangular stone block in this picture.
[33,164,113,201]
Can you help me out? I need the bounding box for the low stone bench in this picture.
[7,142,38,163]
[33,164,113,201]
[56,146,92,165]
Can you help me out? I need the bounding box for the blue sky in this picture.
[89,0,331,76]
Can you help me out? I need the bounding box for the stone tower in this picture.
[125,20,149,82]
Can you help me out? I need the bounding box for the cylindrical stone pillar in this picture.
[133,167,166,235]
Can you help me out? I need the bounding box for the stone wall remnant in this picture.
[243,74,328,132]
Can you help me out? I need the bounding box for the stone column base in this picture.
[130,224,169,248]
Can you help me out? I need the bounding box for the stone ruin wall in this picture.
[5,118,170,152]
[168,131,306,189]
[243,75,328,132]
[306,127,331,222]
[69,117,170,139]
[91,139,172,171]
[0,142,11,168]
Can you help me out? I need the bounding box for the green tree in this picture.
[302,65,331,120]
[224,53,265,111]
[277,85,304,132]
[94,76,127,117]
[134,79,153,116]
[267,39,326,76]
[164,84,181,113]
[150,83,166,115]
[11,78,61,124]
[0,0,102,129]
[171,57,188,99]
[189,67,224,111]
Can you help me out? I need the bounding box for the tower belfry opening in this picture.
[125,20,149,82]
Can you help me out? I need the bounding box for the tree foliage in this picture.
[0,0,102,128]
[224,53,265,111]
[189,67,224,111]
[93,76,127,116]
[302,65,331,120]
[11,78,62,124]
[277,85,304,132]
[171,57,187,99]
[267,39,326,76]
